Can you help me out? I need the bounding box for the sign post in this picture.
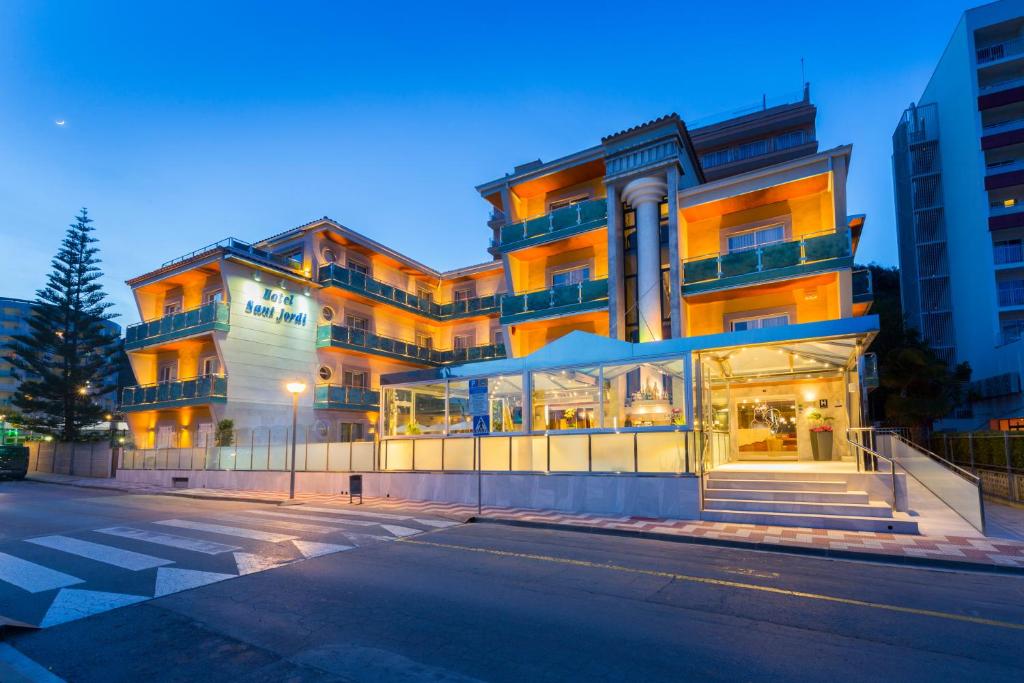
[469,379,489,513]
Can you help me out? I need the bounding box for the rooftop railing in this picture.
[121,375,228,411]
[682,229,852,290]
[494,198,607,251]
[499,278,609,323]
[125,301,230,350]
[317,325,506,366]
[160,238,303,273]
[318,264,500,320]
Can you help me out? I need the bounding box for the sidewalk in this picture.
[26,472,1024,573]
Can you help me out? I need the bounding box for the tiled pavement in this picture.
[27,473,1024,572]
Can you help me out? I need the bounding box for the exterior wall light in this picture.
[253,270,262,282]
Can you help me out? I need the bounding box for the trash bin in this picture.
[349,474,363,504]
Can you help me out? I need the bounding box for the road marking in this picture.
[233,552,289,576]
[380,524,421,538]
[301,506,413,521]
[95,527,241,555]
[397,538,1024,632]
[0,643,65,682]
[0,551,84,594]
[27,536,173,571]
[155,519,297,543]
[292,540,354,559]
[246,509,379,527]
[214,513,338,535]
[416,519,462,528]
[40,589,147,628]
[154,567,234,597]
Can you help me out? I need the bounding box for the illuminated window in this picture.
[343,369,368,388]
[1005,198,1017,208]
[731,313,790,331]
[550,266,590,288]
[726,225,785,253]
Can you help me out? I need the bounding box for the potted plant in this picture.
[807,411,834,461]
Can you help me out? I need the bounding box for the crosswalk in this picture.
[0,505,458,629]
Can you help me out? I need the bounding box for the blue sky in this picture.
[0,1,977,323]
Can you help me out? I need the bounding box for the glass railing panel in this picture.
[803,230,850,262]
[760,240,801,270]
[878,433,984,532]
[579,198,606,223]
[552,284,581,307]
[719,249,760,277]
[526,290,552,311]
[550,204,579,230]
[683,257,719,283]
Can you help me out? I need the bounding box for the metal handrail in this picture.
[845,429,898,514]
[877,429,981,484]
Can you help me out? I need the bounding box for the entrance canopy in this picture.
[700,335,868,383]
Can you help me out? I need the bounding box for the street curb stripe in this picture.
[396,538,1024,632]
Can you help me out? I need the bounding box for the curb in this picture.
[470,517,1024,576]
[25,477,288,505]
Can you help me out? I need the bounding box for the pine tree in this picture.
[8,209,120,440]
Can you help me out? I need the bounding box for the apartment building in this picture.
[893,0,1024,426]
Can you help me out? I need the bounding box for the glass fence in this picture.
[380,430,700,474]
[120,440,376,472]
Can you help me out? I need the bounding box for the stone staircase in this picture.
[702,470,919,533]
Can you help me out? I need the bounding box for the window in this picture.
[343,369,368,388]
[531,367,601,431]
[345,314,369,331]
[550,266,590,288]
[416,333,433,349]
[201,357,220,376]
[320,305,335,323]
[492,329,504,345]
[701,148,732,169]
[726,225,785,253]
[736,138,769,160]
[730,313,790,331]
[157,364,177,383]
[416,286,433,303]
[453,287,474,302]
[453,333,474,350]
[163,301,181,316]
[318,365,333,382]
[601,360,686,429]
[347,257,369,275]
[205,290,223,304]
[775,130,805,150]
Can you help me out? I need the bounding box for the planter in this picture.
[811,430,834,461]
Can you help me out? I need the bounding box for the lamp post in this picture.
[285,381,307,503]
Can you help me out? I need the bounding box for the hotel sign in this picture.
[244,288,308,327]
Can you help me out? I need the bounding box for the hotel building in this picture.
[893,0,1024,427]
[120,87,954,532]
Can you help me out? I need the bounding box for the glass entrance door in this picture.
[735,398,798,459]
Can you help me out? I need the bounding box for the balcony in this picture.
[318,264,500,320]
[682,229,853,295]
[317,325,507,366]
[493,198,607,252]
[852,268,873,304]
[125,302,230,350]
[121,375,228,412]
[977,38,1024,65]
[499,278,609,325]
[999,282,1024,308]
[314,384,380,411]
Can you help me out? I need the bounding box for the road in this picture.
[1,481,1023,681]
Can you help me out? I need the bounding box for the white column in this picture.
[622,176,668,342]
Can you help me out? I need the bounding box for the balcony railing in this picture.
[682,229,852,292]
[161,238,303,273]
[121,375,228,411]
[999,283,1024,308]
[494,198,607,251]
[977,37,1024,64]
[982,116,1024,136]
[314,384,380,411]
[852,268,873,303]
[499,278,609,324]
[125,301,230,350]
[317,325,506,366]
[980,75,1024,93]
[317,264,500,320]
[995,241,1024,265]
[986,159,1024,175]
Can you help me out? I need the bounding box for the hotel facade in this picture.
[117,88,941,531]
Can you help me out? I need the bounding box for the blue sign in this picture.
[473,415,490,435]
[468,378,489,416]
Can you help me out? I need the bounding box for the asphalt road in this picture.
[2,482,1024,681]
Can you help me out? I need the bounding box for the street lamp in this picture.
[284,381,306,503]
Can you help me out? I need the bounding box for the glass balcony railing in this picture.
[314,384,380,411]
[318,264,500,320]
[121,375,228,411]
[852,268,873,303]
[682,229,852,292]
[494,198,608,251]
[317,325,506,366]
[499,278,609,323]
[125,302,230,350]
